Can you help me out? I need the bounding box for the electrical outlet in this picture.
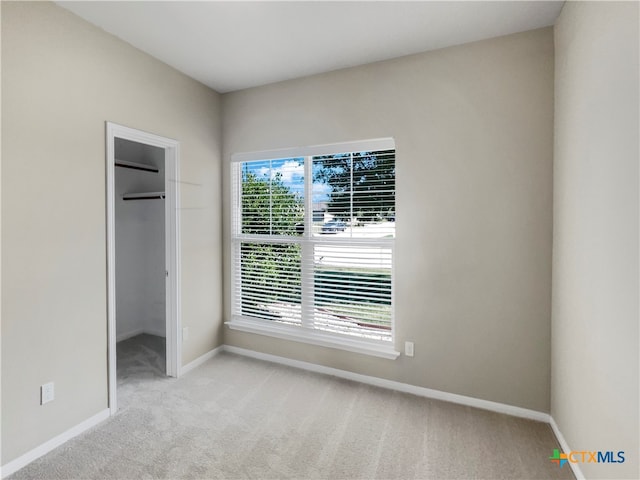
[405,341,414,357]
[182,327,189,343]
[41,382,55,405]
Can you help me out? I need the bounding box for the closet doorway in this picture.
[106,122,181,414]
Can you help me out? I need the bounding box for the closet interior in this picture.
[114,138,167,379]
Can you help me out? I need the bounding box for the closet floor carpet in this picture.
[117,333,167,408]
[9,339,574,480]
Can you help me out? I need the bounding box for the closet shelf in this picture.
[115,159,159,173]
[123,192,165,201]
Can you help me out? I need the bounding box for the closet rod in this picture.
[115,159,159,173]
[123,192,165,201]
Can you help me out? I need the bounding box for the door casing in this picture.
[106,122,181,414]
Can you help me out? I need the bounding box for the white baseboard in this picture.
[223,345,550,423]
[143,327,166,339]
[180,345,224,376]
[116,328,166,343]
[116,328,144,343]
[1,408,110,478]
[549,416,585,480]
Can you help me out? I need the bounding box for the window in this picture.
[229,139,398,359]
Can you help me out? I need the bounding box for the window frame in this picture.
[228,138,399,360]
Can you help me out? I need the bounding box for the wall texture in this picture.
[222,27,554,412]
[552,2,639,479]
[1,1,222,464]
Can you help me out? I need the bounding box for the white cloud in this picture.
[257,160,304,184]
[256,166,270,178]
[253,160,332,200]
[276,160,304,183]
[312,182,332,195]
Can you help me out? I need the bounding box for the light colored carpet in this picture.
[9,335,574,480]
[116,333,167,407]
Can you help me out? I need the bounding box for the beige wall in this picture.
[222,28,554,412]
[1,1,223,464]
[552,2,639,479]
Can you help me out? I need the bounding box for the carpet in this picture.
[9,335,574,480]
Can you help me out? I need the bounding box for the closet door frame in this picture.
[106,122,181,415]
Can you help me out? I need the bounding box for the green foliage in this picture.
[240,170,303,318]
[240,242,301,315]
[313,150,395,222]
[241,171,303,235]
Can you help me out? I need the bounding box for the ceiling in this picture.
[57,1,564,93]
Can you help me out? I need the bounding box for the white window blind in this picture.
[231,141,396,353]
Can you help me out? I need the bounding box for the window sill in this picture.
[226,317,400,360]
